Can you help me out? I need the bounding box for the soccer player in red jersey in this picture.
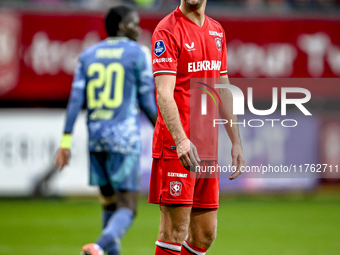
[149,0,245,254]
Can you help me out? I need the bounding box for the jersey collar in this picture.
[106,37,129,42]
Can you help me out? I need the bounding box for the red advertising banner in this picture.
[0,12,106,101]
[218,17,340,79]
[0,11,339,101]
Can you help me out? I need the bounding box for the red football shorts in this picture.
[148,158,219,209]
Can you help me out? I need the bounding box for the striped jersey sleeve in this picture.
[151,29,179,77]
[220,29,228,76]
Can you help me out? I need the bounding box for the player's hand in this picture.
[176,138,201,171]
[55,148,70,171]
[229,144,245,180]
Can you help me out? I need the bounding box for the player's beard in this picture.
[184,0,205,9]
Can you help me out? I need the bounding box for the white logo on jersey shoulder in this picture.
[185,42,195,51]
[209,31,223,37]
[167,172,188,178]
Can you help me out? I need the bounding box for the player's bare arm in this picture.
[155,75,200,170]
[220,75,245,180]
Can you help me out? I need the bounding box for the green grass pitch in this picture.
[0,194,339,255]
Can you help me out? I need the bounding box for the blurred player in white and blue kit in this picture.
[55,6,157,255]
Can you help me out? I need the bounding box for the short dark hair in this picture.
[105,6,134,37]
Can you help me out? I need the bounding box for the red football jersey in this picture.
[152,6,228,160]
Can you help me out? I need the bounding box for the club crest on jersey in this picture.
[170,181,182,196]
[154,40,166,57]
[215,37,222,52]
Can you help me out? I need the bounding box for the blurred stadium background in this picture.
[0,0,339,254]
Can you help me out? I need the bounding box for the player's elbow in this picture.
[69,88,85,105]
[156,90,167,106]
[157,88,174,104]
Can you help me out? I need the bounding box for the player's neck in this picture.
[116,31,126,37]
[179,2,206,27]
